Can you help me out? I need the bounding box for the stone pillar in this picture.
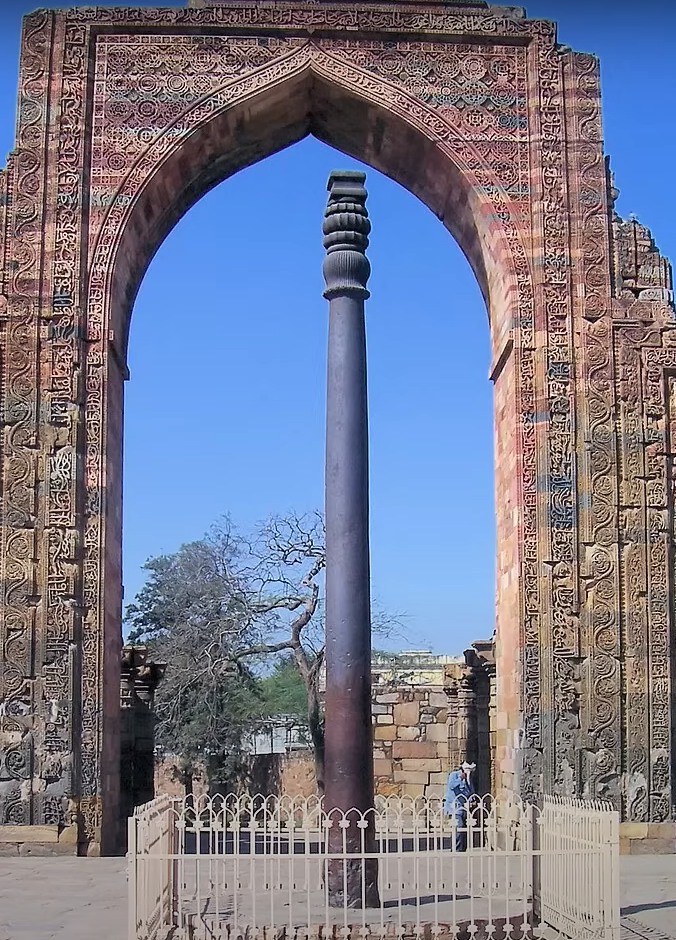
[487,664,498,795]
[322,170,379,908]
[473,668,491,797]
[458,675,477,765]
[119,646,166,849]
[464,641,496,797]
[446,668,476,775]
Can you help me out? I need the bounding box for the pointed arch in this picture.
[89,43,526,362]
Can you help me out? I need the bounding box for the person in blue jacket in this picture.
[444,762,476,852]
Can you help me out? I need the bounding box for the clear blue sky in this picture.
[0,1,674,653]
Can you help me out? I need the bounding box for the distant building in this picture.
[371,649,465,687]
[243,717,310,755]
[318,648,465,691]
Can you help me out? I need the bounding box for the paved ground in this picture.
[0,858,128,940]
[0,855,674,940]
[619,857,676,940]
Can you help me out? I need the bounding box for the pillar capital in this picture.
[322,170,371,300]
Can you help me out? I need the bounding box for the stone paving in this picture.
[619,857,676,940]
[0,855,674,940]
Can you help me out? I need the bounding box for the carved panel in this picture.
[641,343,676,822]
[0,10,54,827]
[565,50,624,807]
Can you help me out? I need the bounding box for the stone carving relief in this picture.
[0,2,673,847]
[613,214,673,305]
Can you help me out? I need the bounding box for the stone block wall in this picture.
[372,688,451,799]
[154,752,316,801]
[154,758,208,799]
[279,752,316,799]
[619,823,676,855]
[150,648,496,804]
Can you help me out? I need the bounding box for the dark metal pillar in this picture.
[322,170,379,908]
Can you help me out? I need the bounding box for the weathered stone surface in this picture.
[394,702,419,725]
[621,824,649,840]
[425,723,449,743]
[629,839,676,856]
[392,742,437,760]
[398,759,442,773]
[373,759,392,777]
[18,841,78,857]
[393,771,429,785]
[425,785,445,800]
[58,825,79,845]
[647,824,676,840]
[619,822,676,857]
[0,826,58,844]
[401,784,425,798]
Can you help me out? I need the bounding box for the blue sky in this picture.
[0,1,674,653]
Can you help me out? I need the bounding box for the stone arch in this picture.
[86,44,529,852]
[92,44,524,359]
[1,2,674,854]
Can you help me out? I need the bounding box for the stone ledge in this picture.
[0,825,59,844]
[0,841,78,857]
[619,822,676,856]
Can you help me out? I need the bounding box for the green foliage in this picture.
[125,514,325,791]
[259,655,311,721]
[157,660,264,791]
[125,511,405,795]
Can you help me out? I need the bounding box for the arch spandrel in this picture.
[87,36,531,354]
[0,1,674,852]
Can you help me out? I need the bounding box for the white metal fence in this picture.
[537,795,620,940]
[128,791,619,940]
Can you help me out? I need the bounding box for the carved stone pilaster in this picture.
[445,668,476,775]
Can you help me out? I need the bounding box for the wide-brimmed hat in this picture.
[461,761,476,771]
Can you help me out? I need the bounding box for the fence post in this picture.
[128,815,137,940]
[168,800,178,928]
[530,802,541,923]
[606,810,621,940]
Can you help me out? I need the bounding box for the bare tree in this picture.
[126,512,406,794]
[234,512,328,790]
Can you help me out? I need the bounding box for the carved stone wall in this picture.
[0,0,673,853]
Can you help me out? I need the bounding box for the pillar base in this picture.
[327,857,381,908]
